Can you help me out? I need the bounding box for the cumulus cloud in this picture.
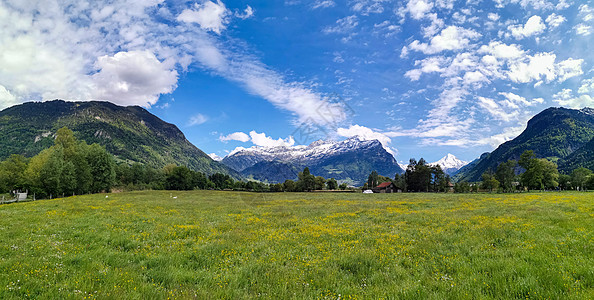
[235,5,254,19]
[405,0,434,20]
[249,131,296,147]
[177,0,230,34]
[337,125,397,156]
[220,132,250,142]
[553,89,594,109]
[92,51,178,107]
[578,78,594,94]
[575,24,592,36]
[509,15,546,39]
[545,13,566,28]
[0,1,345,130]
[0,85,17,110]
[408,26,481,54]
[507,53,583,84]
[220,131,296,147]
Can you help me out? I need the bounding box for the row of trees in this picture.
[0,129,352,197]
[0,128,115,198]
[363,158,452,193]
[480,150,594,192]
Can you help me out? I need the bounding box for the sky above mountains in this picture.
[0,0,592,163]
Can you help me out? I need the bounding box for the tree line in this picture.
[0,128,352,197]
[363,158,452,193]
[478,150,594,192]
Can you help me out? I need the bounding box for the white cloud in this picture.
[337,125,397,156]
[92,51,178,107]
[463,71,489,85]
[351,0,386,15]
[188,113,209,126]
[408,26,481,54]
[478,96,517,122]
[0,85,17,110]
[312,0,336,9]
[499,92,541,107]
[556,58,585,82]
[488,13,500,21]
[509,15,546,39]
[578,78,594,94]
[177,0,230,34]
[249,131,295,147]
[220,132,250,142]
[553,89,594,109]
[405,56,447,81]
[405,0,434,20]
[220,130,296,148]
[323,15,359,34]
[545,13,566,28]
[236,6,254,19]
[507,53,583,83]
[575,24,592,36]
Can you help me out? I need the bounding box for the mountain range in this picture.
[455,107,594,182]
[0,100,239,177]
[222,137,404,185]
[2,101,593,186]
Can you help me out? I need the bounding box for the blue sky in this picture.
[0,0,592,163]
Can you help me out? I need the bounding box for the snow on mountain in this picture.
[430,154,469,175]
[208,153,223,161]
[222,136,384,171]
[221,136,404,185]
[398,162,409,170]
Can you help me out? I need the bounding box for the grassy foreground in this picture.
[0,191,592,299]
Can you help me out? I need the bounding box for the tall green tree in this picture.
[297,167,315,192]
[283,180,297,192]
[496,160,517,192]
[367,171,379,188]
[431,165,446,192]
[326,178,338,190]
[39,147,64,197]
[0,154,28,192]
[314,176,326,190]
[481,171,500,192]
[87,143,116,193]
[570,167,592,191]
[518,150,559,190]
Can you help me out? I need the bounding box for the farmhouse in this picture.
[373,182,398,193]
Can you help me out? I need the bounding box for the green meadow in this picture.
[0,191,592,299]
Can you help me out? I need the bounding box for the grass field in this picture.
[0,191,592,299]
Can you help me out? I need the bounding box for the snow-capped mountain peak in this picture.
[431,154,468,174]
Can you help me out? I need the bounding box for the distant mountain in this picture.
[222,136,404,185]
[430,154,469,175]
[455,107,594,182]
[0,100,240,177]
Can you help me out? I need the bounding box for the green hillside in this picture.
[561,136,594,172]
[455,107,594,181]
[0,100,239,176]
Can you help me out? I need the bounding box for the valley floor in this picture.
[0,191,592,299]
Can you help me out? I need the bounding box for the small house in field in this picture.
[373,182,397,193]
